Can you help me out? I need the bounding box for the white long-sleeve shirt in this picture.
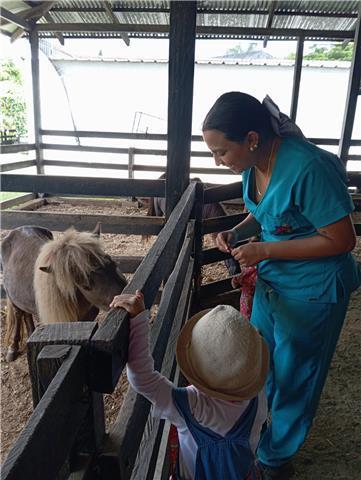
[127,310,267,479]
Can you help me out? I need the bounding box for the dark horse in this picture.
[1,225,127,361]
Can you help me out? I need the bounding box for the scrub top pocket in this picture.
[262,210,311,238]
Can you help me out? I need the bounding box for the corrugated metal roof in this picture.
[1,0,360,40]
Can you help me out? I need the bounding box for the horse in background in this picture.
[1,224,127,361]
[138,175,241,276]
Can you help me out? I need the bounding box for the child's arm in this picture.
[110,291,183,424]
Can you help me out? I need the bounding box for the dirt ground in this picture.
[1,199,360,479]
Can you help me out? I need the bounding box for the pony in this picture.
[1,224,127,361]
[138,175,241,276]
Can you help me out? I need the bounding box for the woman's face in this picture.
[203,129,256,174]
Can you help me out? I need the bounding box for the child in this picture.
[110,290,269,480]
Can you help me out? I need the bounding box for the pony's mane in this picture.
[34,228,107,323]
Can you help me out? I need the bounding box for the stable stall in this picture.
[1,2,361,479]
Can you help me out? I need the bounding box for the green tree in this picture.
[287,43,354,61]
[226,44,245,56]
[0,59,28,140]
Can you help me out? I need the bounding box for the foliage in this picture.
[287,43,354,61]
[225,42,259,57]
[0,58,28,140]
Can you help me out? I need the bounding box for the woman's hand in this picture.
[231,242,268,267]
[216,230,236,253]
[110,289,145,318]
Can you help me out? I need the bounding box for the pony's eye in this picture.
[82,278,94,291]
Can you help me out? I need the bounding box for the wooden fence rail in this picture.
[1,182,198,480]
[2,131,361,179]
[1,345,89,480]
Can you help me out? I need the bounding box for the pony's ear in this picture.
[92,222,102,237]
[39,265,52,274]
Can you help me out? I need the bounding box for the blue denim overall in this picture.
[172,388,260,480]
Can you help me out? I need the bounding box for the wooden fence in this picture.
[1,178,253,480]
[1,130,361,189]
[1,133,361,479]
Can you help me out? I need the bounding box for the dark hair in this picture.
[202,92,273,142]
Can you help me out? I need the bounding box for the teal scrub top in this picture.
[242,137,361,303]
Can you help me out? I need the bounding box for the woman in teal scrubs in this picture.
[202,92,361,480]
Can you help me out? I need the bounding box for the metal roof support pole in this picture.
[165,0,197,219]
[338,3,361,165]
[290,36,304,122]
[30,28,44,175]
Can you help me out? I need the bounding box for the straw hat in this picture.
[176,305,269,401]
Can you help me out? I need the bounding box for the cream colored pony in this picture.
[1,225,127,361]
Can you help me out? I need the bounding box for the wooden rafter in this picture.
[10,1,59,43]
[263,1,277,48]
[0,7,30,30]
[35,23,355,40]
[103,1,130,46]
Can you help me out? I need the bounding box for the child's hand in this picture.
[110,290,145,318]
[231,274,242,289]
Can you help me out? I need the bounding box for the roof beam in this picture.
[44,12,64,45]
[10,1,58,43]
[0,7,31,30]
[49,6,359,19]
[263,1,277,48]
[22,1,58,21]
[103,1,130,46]
[35,23,356,40]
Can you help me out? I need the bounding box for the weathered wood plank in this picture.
[1,174,165,197]
[38,348,105,479]
[132,258,194,480]
[0,193,36,209]
[0,143,35,153]
[8,197,47,211]
[348,172,361,189]
[37,129,361,147]
[194,289,241,312]
[35,22,355,39]
[113,255,143,273]
[200,277,234,298]
[165,0,197,217]
[90,183,196,393]
[27,322,98,406]
[45,197,139,207]
[0,211,164,235]
[354,223,361,235]
[202,213,247,235]
[203,181,243,203]
[193,182,204,298]
[98,237,195,479]
[0,160,36,172]
[43,160,229,176]
[201,245,238,265]
[1,345,88,480]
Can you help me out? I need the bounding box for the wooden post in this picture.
[290,36,304,122]
[338,3,361,165]
[34,333,105,476]
[29,28,44,175]
[27,322,98,407]
[193,181,204,301]
[128,147,134,180]
[37,345,73,480]
[165,1,197,219]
